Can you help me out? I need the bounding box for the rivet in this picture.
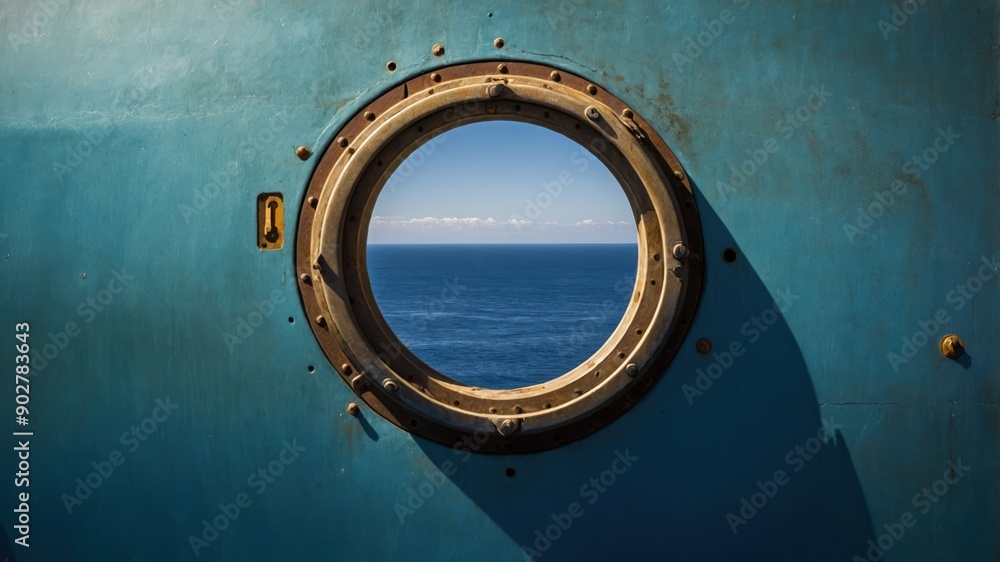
[696,338,712,354]
[382,379,399,392]
[346,402,360,416]
[295,146,312,160]
[493,37,505,49]
[586,84,598,95]
[497,63,508,73]
[299,273,312,284]
[314,315,326,326]
[549,70,561,82]
[312,262,320,270]
[432,43,445,56]
[498,418,518,436]
[621,108,634,119]
[307,196,318,208]
[430,72,442,82]
[487,83,504,97]
[940,334,965,360]
[674,169,685,180]
[672,243,690,259]
[671,266,684,279]
[585,106,600,120]
[341,363,353,376]
[625,363,638,377]
[364,111,376,121]
[337,137,349,148]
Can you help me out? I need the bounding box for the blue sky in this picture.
[367,121,636,244]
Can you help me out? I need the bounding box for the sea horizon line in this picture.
[367,242,639,246]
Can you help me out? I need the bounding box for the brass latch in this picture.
[257,193,284,250]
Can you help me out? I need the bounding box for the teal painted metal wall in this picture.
[1,1,997,560]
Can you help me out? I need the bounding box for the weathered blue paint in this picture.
[1,1,997,560]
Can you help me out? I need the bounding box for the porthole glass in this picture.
[366,121,637,389]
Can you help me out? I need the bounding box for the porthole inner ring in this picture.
[296,62,703,453]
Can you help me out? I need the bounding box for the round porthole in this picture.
[296,62,703,453]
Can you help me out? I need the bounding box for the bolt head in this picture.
[307,196,318,207]
[432,43,445,56]
[346,402,360,416]
[585,106,600,120]
[586,84,598,95]
[487,83,504,98]
[337,137,349,148]
[672,243,690,259]
[493,37,505,48]
[498,418,518,436]
[695,338,712,354]
[671,266,685,279]
[549,70,561,82]
[382,379,399,392]
[940,334,965,359]
[625,363,638,377]
[430,72,441,82]
[497,63,508,73]
[364,111,376,121]
[299,273,311,284]
[295,146,312,160]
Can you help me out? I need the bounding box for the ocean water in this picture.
[367,244,637,389]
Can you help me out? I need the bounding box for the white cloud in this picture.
[370,216,629,230]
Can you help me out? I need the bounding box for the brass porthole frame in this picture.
[296,61,703,454]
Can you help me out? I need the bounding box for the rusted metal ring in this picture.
[296,61,703,453]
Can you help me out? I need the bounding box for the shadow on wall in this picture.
[407,183,876,561]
